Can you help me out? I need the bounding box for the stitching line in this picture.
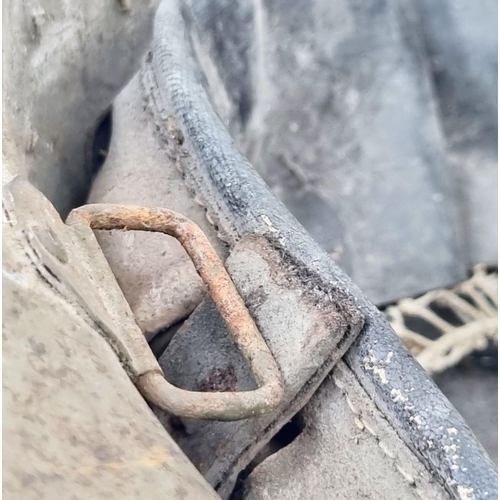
[332,372,437,500]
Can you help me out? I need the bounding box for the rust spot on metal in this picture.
[200,366,238,393]
[66,204,284,421]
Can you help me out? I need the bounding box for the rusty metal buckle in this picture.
[66,204,284,421]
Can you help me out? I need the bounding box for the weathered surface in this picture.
[67,203,284,421]
[4,178,162,381]
[82,1,496,498]
[187,0,469,304]
[418,0,498,266]
[434,360,498,467]
[158,236,363,496]
[88,74,226,337]
[3,0,159,215]
[4,1,496,499]
[146,2,497,498]
[240,363,450,500]
[2,179,220,500]
[88,0,496,331]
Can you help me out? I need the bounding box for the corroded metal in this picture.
[67,203,284,420]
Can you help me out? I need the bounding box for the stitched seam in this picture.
[206,331,357,495]
[332,373,436,500]
[140,62,233,246]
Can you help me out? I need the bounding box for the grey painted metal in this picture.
[3,0,159,216]
[2,177,221,500]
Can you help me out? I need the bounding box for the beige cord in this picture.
[386,265,498,374]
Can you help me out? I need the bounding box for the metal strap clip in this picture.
[67,204,284,421]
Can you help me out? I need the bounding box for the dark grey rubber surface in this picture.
[435,360,498,466]
[149,1,498,497]
[186,0,497,307]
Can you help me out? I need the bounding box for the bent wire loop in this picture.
[67,204,284,421]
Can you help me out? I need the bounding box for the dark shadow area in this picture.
[148,318,186,359]
[90,108,113,177]
[230,413,306,499]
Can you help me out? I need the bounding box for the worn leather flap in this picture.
[158,234,364,497]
